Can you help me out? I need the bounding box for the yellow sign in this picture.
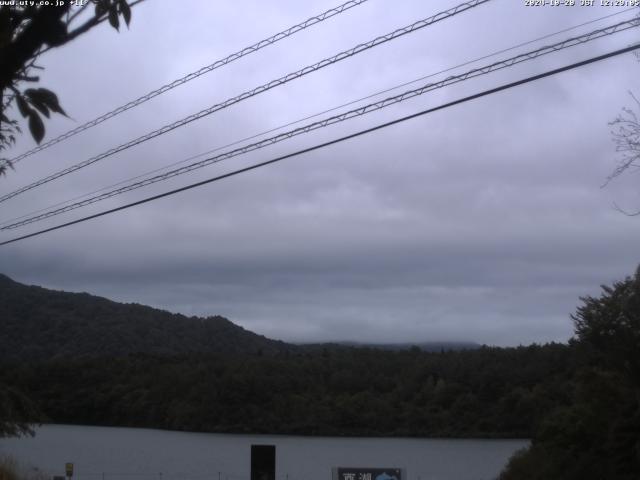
[65,463,73,477]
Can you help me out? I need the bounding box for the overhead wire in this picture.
[0,0,491,205]
[0,0,371,168]
[3,5,635,229]
[6,4,633,232]
[2,17,638,230]
[1,42,638,247]
[1,5,631,229]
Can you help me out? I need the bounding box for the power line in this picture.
[0,0,491,205]
[1,42,638,247]
[3,18,637,230]
[1,0,370,168]
[7,5,630,230]
[2,5,629,229]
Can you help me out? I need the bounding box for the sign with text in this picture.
[335,468,403,480]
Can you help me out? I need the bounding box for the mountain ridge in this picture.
[0,273,290,361]
[0,274,481,361]
[301,340,481,351]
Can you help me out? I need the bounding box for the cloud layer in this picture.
[1,0,638,345]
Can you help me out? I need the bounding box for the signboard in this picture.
[65,463,74,477]
[335,468,403,480]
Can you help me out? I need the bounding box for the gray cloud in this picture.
[1,0,638,346]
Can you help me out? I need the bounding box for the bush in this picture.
[0,457,48,480]
[0,457,19,480]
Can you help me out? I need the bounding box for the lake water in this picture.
[0,425,527,480]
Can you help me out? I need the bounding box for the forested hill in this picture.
[0,274,290,361]
[0,273,580,440]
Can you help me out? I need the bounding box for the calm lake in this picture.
[0,425,527,480]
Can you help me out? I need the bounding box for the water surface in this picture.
[0,425,527,480]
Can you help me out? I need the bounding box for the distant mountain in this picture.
[0,274,290,361]
[302,341,481,352]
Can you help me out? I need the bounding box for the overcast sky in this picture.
[1,0,639,346]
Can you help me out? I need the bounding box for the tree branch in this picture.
[66,2,92,26]
[38,0,147,56]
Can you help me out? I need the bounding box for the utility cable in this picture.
[1,42,638,247]
[2,18,637,230]
[1,6,630,229]
[1,0,370,168]
[0,0,491,205]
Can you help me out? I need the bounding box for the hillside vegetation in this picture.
[0,274,289,361]
[0,344,574,437]
[0,273,574,438]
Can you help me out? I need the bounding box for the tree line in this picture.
[0,343,575,438]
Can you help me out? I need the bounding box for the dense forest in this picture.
[0,344,575,438]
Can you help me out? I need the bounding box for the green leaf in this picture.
[108,6,119,30]
[24,89,50,118]
[15,95,32,118]
[119,0,131,27]
[27,88,67,117]
[31,101,50,118]
[95,0,108,17]
[27,112,45,144]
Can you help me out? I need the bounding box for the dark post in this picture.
[250,445,276,480]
